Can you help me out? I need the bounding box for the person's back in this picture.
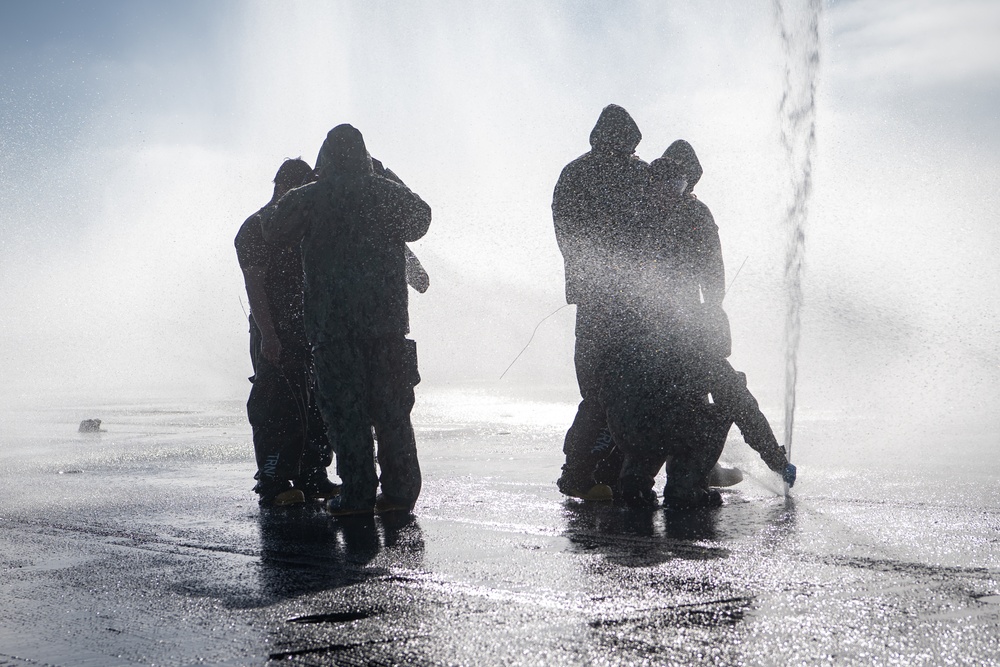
[616,154,727,362]
[269,153,427,342]
[553,104,649,310]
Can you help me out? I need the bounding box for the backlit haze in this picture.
[1,1,998,462]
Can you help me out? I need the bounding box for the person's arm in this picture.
[370,176,431,242]
[371,164,431,292]
[261,184,313,246]
[404,245,430,293]
[236,215,282,364]
[241,265,282,364]
[552,167,589,248]
[552,165,592,305]
[690,203,730,358]
[696,205,726,307]
[713,362,794,484]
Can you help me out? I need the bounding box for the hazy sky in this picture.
[1,1,998,441]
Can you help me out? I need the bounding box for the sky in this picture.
[0,0,998,445]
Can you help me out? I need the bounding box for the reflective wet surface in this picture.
[0,396,997,665]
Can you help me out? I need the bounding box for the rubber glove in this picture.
[783,463,797,487]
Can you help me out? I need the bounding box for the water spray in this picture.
[775,0,820,495]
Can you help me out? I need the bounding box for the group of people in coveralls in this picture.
[236,107,796,516]
[236,124,429,514]
[553,104,796,509]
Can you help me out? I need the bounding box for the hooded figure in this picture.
[314,123,374,179]
[553,104,647,308]
[662,139,703,196]
[262,124,431,515]
[637,153,726,353]
[551,104,651,500]
[266,125,428,342]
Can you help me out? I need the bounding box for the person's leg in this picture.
[312,338,378,512]
[662,396,731,508]
[558,310,613,498]
[617,446,663,508]
[293,364,339,499]
[559,396,609,493]
[370,336,421,510]
[602,358,666,508]
[247,320,306,505]
[591,428,623,487]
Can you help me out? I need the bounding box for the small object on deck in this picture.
[78,419,103,433]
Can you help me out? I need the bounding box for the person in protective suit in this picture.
[262,124,431,516]
[602,145,796,509]
[235,159,338,507]
[552,104,651,501]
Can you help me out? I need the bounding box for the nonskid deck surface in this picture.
[0,399,996,666]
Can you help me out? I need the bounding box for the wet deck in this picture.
[0,398,997,665]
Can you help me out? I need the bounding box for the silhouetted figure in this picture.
[262,125,430,516]
[552,104,651,501]
[602,146,795,509]
[236,159,337,507]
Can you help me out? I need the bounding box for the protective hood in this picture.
[589,104,642,155]
[315,124,374,180]
[661,139,702,193]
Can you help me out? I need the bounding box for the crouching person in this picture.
[262,124,431,516]
[604,347,795,510]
